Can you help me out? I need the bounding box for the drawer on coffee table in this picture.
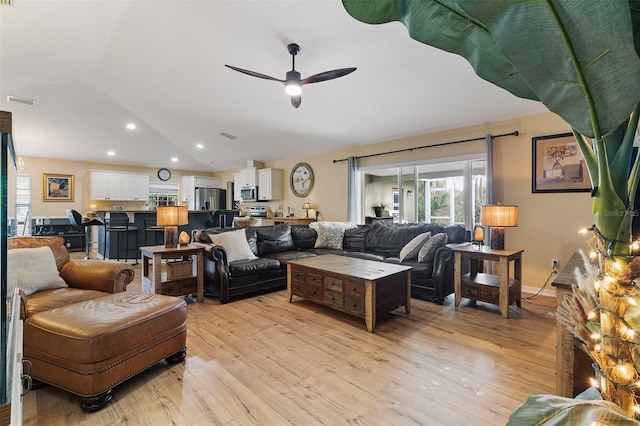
[324,290,344,308]
[293,269,323,287]
[324,276,343,293]
[343,295,365,316]
[343,280,364,298]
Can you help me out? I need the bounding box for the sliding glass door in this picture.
[360,158,486,227]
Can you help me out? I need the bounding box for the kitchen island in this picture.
[95,210,223,261]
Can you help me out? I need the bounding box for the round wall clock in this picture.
[290,162,314,198]
[157,168,171,181]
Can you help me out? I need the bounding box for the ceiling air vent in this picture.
[7,96,36,106]
[220,132,237,140]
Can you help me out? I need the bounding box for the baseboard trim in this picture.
[522,284,557,299]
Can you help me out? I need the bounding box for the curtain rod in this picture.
[332,130,519,163]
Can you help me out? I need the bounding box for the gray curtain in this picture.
[485,134,494,204]
[347,156,358,222]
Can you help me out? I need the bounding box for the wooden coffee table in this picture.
[287,254,412,332]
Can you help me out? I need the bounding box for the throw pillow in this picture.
[309,221,357,231]
[8,246,67,296]
[209,229,258,263]
[399,232,431,262]
[314,223,346,250]
[417,233,448,263]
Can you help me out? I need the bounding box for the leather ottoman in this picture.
[24,291,187,411]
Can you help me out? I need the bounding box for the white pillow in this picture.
[309,221,357,231]
[399,232,431,262]
[8,246,68,296]
[209,229,258,263]
[314,223,346,250]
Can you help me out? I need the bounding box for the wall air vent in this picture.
[7,96,36,106]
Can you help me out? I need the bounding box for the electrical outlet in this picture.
[551,258,559,270]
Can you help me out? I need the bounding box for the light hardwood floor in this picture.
[22,257,557,425]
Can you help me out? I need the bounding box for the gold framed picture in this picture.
[43,173,74,202]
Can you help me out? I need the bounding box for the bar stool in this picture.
[66,209,104,260]
[103,212,138,264]
[144,218,164,246]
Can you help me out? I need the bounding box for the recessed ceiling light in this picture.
[196,143,204,149]
[107,151,115,156]
[171,157,178,162]
[126,123,136,130]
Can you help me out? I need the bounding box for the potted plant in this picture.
[370,202,387,217]
[343,0,640,420]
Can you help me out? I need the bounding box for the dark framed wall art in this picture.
[532,132,592,193]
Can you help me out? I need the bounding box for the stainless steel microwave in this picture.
[240,186,258,202]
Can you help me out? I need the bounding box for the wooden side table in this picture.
[140,244,204,302]
[453,245,523,318]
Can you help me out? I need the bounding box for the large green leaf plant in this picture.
[343,0,640,422]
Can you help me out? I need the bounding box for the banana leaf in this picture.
[342,0,640,139]
[507,394,639,425]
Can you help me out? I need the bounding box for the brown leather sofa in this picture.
[9,236,188,411]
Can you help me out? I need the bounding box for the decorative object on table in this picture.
[370,202,388,218]
[472,225,485,248]
[481,204,518,250]
[532,133,592,193]
[290,162,314,197]
[178,231,190,246]
[302,203,311,217]
[157,168,171,181]
[43,173,74,202]
[225,43,356,109]
[157,205,188,248]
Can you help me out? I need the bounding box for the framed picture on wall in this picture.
[43,173,74,201]
[532,133,592,193]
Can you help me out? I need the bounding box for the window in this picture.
[361,158,486,228]
[15,175,31,236]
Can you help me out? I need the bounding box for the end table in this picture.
[140,244,204,302]
[453,245,523,318]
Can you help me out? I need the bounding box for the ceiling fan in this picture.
[225,43,356,108]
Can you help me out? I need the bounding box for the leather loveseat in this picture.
[192,221,468,304]
[9,236,188,411]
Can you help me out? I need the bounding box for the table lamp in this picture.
[157,205,188,248]
[302,203,311,217]
[481,204,518,250]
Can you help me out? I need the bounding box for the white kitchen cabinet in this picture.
[234,168,258,189]
[257,168,282,200]
[193,176,222,188]
[91,171,149,201]
[233,173,242,201]
[91,171,123,200]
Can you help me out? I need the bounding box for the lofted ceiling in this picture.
[0,0,548,173]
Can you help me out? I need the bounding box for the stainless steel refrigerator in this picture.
[194,187,226,211]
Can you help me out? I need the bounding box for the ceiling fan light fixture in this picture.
[285,82,301,96]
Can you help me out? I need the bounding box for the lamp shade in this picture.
[482,205,518,227]
[302,203,311,210]
[156,205,189,226]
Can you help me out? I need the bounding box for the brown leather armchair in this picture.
[9,236,187,411]
[9,236,134,318]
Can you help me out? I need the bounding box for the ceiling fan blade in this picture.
[290,95,301,108]
[301,67,357,85]
[225,65,284,83]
